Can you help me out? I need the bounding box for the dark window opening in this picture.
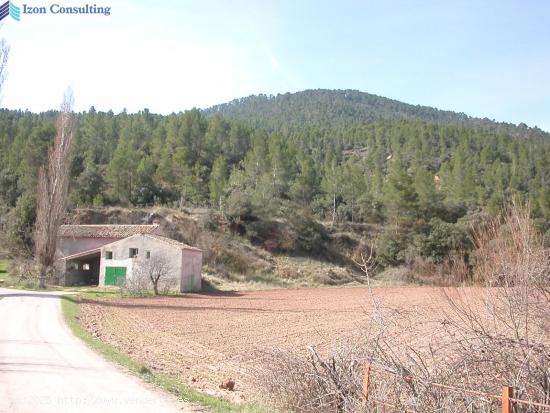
[129,248,139,258]
[146,251,151,259]
[105,251,113,260]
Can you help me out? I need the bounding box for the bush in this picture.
[225,190,256,223]
[289,214,328,255]
[543,228,550,248]
[199,209,222,231]
[123,271,150,297]
[259,347,362,413]
[415,220,472,263]
[5,192,36,254]
[7,258,41,287]
[375,229,409,267]
[202,235,265,276]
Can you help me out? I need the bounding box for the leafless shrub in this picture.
[157,275,178,295]
[200,232,271,276]
[410,248,470,286]
[438,202,550,405]
[259,346,363,413]
[7,257,39,283]
[123,268,150,296]
[368,203,550,410]
[472,201,549,290]
[4,257,59,288]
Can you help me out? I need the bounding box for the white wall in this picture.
[98,234,203,291]
[99,235,181,288]
[181,249,202,292]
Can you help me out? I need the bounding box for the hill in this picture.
[1,91,550,287]
[205,89,549,140]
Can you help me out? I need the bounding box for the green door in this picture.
[105,266,126,285]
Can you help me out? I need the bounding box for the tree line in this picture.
[0,105,549,267]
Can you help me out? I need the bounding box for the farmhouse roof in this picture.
[58,224,160,239]
[143,233,202,252]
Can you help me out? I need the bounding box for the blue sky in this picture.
[1,0,549,131]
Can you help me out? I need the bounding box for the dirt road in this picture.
[0,288,190,413]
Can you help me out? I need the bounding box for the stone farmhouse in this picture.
[55,225,202,291]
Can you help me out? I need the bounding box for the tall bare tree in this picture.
[0,38,10,95]
[35,90,75,288]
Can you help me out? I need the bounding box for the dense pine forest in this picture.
[1,89,549,277]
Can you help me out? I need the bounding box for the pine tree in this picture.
[209,156,229,209]
[290,157,318,207]
[414,167,442,219]
[383,157,418,226]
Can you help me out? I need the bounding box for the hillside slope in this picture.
[205,89,549,140]
[68,207,369,289]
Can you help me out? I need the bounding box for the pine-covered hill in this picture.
[1,92,550,285]
[205,89,549,141]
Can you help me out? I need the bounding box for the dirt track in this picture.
[79,287,451,402]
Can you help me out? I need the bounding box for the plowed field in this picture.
[79,287,450,402]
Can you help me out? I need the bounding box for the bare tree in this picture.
[0,38,10,97]
[35,90,75,288]
[352,243,377,283]
[133,253,176,295]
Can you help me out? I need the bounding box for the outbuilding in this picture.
[55,225,202,291]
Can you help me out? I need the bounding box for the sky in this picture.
[0,0,549,131]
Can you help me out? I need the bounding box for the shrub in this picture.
[259,347,362,413]
[199,209,221,231]
[7,257,41,287]
[123,270,150,297]
[290,214,328,256]
[375,229,409,267]
[225,190,256,223]
[543,228,550,248]
[415,220,472,263]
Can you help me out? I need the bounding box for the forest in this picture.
[1,89,549,277]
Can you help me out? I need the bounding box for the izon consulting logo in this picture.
[0,1,20,21]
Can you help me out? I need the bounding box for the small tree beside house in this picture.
[131,253,176,295]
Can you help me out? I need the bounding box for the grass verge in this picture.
[61,295,268,413]
[0,259,11,285]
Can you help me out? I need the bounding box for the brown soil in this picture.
[79,287,457,402]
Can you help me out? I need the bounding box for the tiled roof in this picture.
[144,234,202,252]
[58,224,160,239]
